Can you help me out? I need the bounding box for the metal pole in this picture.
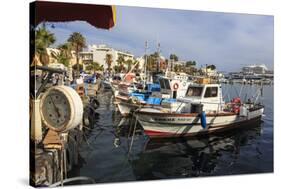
[157,43,160,73]
[144,41,148,85]
[60,148,64,186]
[64,148,67,179]
[128,115,138,158]
[171,57,173,72]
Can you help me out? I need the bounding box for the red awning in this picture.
[34,1,116,29]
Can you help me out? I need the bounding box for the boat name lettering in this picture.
[154,118,175,121]
[153,118,192,122]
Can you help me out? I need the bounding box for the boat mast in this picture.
[157,42,160,73]
[144,41,148,85]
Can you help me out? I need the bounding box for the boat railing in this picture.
[176,98,225,105]
[174,99,225,113]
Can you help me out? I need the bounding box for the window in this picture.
[159,79,165,89]
[159,78,171,90]
[186,86,203,97]
[204,87,218,98]
[164,79,171,90]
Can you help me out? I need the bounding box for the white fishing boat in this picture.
[110,74,122,95]
[116,74,193,116]
[135,79,264,138]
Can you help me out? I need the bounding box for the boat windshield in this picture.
[159,79,165,88]
[186,86,203,97]
[159,78,171,90]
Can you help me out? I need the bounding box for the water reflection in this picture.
[68,85,272,184]
[130,121,263,179]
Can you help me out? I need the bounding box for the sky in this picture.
[44,5,274,72]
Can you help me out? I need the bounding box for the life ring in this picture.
[231,97,241,114]
[173,83,179,90]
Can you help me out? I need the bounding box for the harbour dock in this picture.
[30,74,102,186]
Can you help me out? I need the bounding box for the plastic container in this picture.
[147,83,161,92]
[146,97,162,105]
[130,93,146,101]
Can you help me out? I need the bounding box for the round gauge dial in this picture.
[41,90,71,129]
[40,85,83,132]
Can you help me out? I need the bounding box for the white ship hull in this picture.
[116,100,157,116]
[136,106,264,138]
[117,102,135,116]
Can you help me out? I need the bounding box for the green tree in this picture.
[67,32,86,72]
[93,62,103,71]
[116,55,125,72]
[169,54,178,62]
[56,42,72,67]
[169,54,179,71]
[145,52,159,72]
[35,26,56,65]
[125,59,133,72]
[174,64,180,72]
[207,64,216,70]
[105,54,113,71]
[185,61,196,67]
[85,62,103,71]
[114,65,121,73]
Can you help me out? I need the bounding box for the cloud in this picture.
[44,5,273,72]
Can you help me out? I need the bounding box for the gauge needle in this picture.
[50,96,61,118]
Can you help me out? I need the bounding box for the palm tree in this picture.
[125,59,133,72]
[169,54,178,61]
[35,26,56,65]
[146,53,158,72]
[116,55,125,72]
[105,54,113,71]
[67,32,86,73]
[207,64,216,70]
[56,42,72,67]
[169,54,179,71]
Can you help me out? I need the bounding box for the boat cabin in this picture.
[156,75,192,99]
[164,83,225,113]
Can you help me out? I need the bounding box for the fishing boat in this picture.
[135,78,264,138]
[115,74,192,116]
[110,74,122,93]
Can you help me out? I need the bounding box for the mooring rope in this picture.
[128,114,138,157]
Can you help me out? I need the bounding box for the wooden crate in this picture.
[197,78,210,84]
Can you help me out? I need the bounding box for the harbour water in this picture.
[69,83,273,184]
